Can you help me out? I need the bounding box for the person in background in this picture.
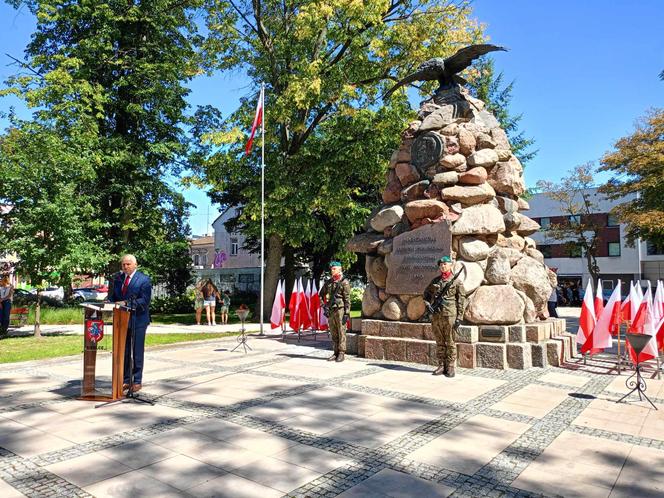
[319,261,351,362]
[202,279,221,326]
[0,275,14,337]
[547,268,559,318]
[194,279,205,326]
[219,290,231,325]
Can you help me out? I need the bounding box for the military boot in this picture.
[327,352,338,361]
[335,352,345,362]
[444,365,456,378]
[432,365,445,376]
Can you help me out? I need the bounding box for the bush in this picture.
[350,287,363,310]
[151,294,194,314]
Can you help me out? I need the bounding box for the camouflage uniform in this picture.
[319,276,351,355]
[424,273,465,368]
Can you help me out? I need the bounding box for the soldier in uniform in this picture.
[319,261,351,362]
[423,256,465,377]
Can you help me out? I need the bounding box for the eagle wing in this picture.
[444,44,507,76]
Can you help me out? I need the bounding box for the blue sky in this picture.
[1,0,662,235]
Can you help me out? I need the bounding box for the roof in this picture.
[189,236,214,246]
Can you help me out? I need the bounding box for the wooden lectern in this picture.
[79,303,130,401]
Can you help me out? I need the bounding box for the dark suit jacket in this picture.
[110,271,152,328]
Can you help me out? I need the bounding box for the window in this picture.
[201,254,207,267]
[569,215,581,225]
[230,238,239,256]
[608,242,621,257]
[539,217,551,230]
[607,213,620,227]
[540,245,552,258]
[646,241,664,255]
[193,254,200,266]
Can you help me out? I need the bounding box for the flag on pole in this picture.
[654,280,664,350]
[310,280,320,330]
[629,281,648,334]
[620,282,633,322]
[300,280,312,330]
[245,86,264,155]
[289,278,301,331]
[594,279,604,319]
[583,281,620,353]
[270,280,285,330]
[577,280,596,347]
[318,279,329,331]
[626,284,658,363]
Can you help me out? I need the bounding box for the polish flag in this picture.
[626,284,658,363]
[288,278,301,331]
[300,280,312,330]
[318,280,329,331]
[582,282,620,353]
[620,282,633,322]
[245,86,264,155]
[654,281,664,350]
[594,280,604,319]
[629,282,648,334]
[576,280,596,347]
[310,280,320,330]
[270,280,285,329]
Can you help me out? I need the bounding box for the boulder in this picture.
[517,197,530,211]
[496,232,526,251]
[382,170,402,204]
[362,282,382,317]
[490,246,524,267]
[370,205,404,232]
[440,153,466,170]
[402,120,422,139]
[440,123,459,136]
[388,150,399,169]
[474,110,501,130]
[515,289,537,323]
[419,105,455,131]
[366,255,388,288]
[488,156,525,197]
[454,261,485,295]
[485,253,511,284]
[431,171,459,187]
[396,147,411,164]
[423,183,440,200]
[524,237,536,249]
[458,167,488,185]
[467,149,499,168]
[511,256,553,310]
[495,196,519,214]
[515,214,541,236]
[458,237,491,262]
[395,162,420,186]
[445,136,460,155]
[399,294,415,304]
[407,296,427,321]
[346,232,384,253]
[377,238,393,256]
[458,127,476,155]
[464,285,525,325]
[382,297,406,321]
[503,213,521,232]
[476,132,496,149]
[401,180,430,203]
[490,127,511,150]
[404,199,449,224]
[526,248,545,265]
[441,183,495,205]
[417,102,441,120]
[451,204,505,235]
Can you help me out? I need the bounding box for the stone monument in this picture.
[347,45,573,370]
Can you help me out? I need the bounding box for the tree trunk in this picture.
[34,292,42,338]
[284,246,295,298]
[261,233,283,324]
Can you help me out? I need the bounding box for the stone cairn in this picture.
[347,84,576,369]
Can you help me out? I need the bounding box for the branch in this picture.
[5,53,44,80]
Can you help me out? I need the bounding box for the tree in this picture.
[2,0,200,289]
[536,163,602,284]
[192,0,484,318]
[468,58,537,165]
[599,108,664,248]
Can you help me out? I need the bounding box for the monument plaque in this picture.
[386,221,452,295]
[479,326,507,342]
[410,131,444,173]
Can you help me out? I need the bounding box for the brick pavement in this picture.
[1,330,663,498]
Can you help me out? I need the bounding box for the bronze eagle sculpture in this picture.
[384,44,507,99]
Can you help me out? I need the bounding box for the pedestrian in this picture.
[423,256,465,377]
[109,254,152,393]
[193,279,205,325]
[202,279,220,326]
[219,290,231,325]
[547,267,559,318]
[0,275,14,337]
[319,261,351,362]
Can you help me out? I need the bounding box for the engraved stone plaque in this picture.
[479,326,507,342]
[410,131,444,173]
[385,221,452,295]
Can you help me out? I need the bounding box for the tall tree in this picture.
[2,0,200,286]
[468,57,537,165]
[536,163,602,284]
[193,0,484,318]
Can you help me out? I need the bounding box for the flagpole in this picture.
[260,83,265,336]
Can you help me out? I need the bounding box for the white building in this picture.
[528,189,664,294]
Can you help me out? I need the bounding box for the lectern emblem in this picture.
[85,319,104,344]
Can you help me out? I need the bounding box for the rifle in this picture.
[426,267,464,318]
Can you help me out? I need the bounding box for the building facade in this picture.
[528,189,664,294]
[189,235,214,270]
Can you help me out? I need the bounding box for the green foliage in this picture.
[151,294,195,314]
[468,58,537,165]
[350,287,363,309]
[599,109,664,247]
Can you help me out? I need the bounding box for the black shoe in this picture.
[335,353,345,362]
[327,353,338,361]
[432,366,445,376]
[444,366,456,378]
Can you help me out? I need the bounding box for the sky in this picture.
[1,0,662,236]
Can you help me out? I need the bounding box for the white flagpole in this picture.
[260,83,265,335]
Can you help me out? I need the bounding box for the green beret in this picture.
[329,261,342,268]
[437,256,452,264]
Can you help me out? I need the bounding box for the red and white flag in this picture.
[310,280,320,330]
[629,282,647,334]
[654,281,664,350]
[620,282,633,322]
[288,278,301,331]
[270,280,285,330]
[577,280,596,347]
[627,284,658,363]
[300,280,312,330]
[318,279,329,331]
[594,279,604,319]
[245,86,264,155]
[583,281,621,353]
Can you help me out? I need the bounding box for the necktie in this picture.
[121,275,130,296]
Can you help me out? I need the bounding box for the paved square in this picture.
[0,334,662,497]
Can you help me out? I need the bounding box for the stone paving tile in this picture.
[187,472,283,498]
[340,468,456,497]
[83,470,188,497]
[43,452,133,487]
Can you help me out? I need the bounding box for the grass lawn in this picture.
[0,332,239,364]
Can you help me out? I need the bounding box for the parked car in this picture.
[72,286,108,301]
[13,288,64,308]
[30,286,64,301]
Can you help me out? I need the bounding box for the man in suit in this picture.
[109,254,152,393]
